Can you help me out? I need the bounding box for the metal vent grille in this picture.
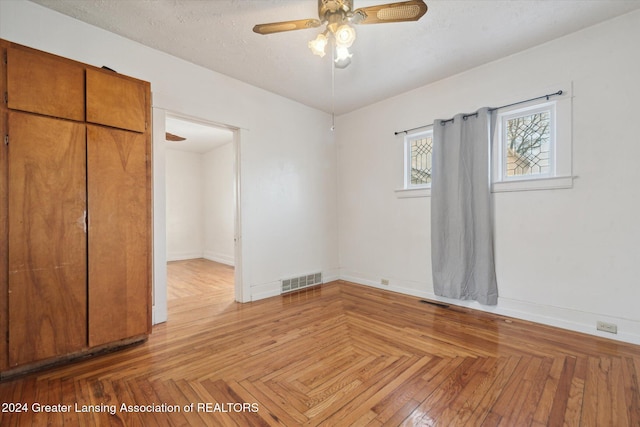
[282,272,322,293]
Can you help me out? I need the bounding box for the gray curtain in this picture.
[430,107,498,305]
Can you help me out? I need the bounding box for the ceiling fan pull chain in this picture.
[331,41,336,131]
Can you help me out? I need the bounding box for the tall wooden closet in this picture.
[0,39,152,376]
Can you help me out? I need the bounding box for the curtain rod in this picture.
[393,90,563,135]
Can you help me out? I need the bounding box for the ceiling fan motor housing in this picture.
[319,0,353,20]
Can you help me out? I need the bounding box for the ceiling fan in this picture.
[165,132,186,142]
[253,0,428,68]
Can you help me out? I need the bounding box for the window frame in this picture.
[496,101,557,182]
[403,129,433,190]
[491,90,573,193]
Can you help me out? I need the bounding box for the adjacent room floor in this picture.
[0,258,638,425]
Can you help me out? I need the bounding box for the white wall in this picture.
[165,150,204,261]
[0,1,339,315]
[203,143,235,266]
[336,10,640,344]
[165,144,235,265]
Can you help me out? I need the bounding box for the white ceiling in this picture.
[29,0,640,115]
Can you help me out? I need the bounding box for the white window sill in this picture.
[492,175,574,192]
[395,187,431,198]
[395,176,574,198]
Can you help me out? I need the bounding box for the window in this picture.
[498,102,555,181]
[492,92,572,192]
[404,130,433,189]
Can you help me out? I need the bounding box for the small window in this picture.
[404,130,433,188]
[497,102,555,181]
[492,89,573,192]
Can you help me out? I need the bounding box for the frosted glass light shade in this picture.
[308,33,328,57]
[335,24,356,48]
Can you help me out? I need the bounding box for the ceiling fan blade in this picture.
[253,18,322,35]
[166,132,186,142]
[352,0,427,25]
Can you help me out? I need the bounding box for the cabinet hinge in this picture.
[4,135,8,146]
[3,92,7,105]
[2,51,6,65]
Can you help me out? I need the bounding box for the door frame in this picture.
[151,108,243,324]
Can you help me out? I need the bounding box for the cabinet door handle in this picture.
[83,210,87,233]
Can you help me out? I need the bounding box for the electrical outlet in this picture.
[380,279,389,286]
[597,321,617,334]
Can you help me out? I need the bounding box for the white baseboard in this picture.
[203,251,235,267]
[339,272,640,346]
[322,268,341,284]
[250,280,281,301]
[166,251,203,262]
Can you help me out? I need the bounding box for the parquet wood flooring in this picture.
[1,258,639,426]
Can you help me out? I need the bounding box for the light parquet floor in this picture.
[1,258,639,426]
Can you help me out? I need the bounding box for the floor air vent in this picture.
[282,272,322,293]
[420,299,450,308]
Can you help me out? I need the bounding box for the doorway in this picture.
[164,115,235,263]
[152,110,241,324]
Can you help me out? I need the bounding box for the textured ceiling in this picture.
[29,0,640,115]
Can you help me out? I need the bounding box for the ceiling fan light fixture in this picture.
[308,32,329,57]
[335,45,352,61]
[334,24,356,48]
[334,45,352,68]
[334,55,352,69]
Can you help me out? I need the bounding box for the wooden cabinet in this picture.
[0,39,152,375]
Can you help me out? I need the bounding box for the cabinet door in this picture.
[86,69,147,133]
[87,125,150,347]
[7,46,85,121]
[8,112,87,367]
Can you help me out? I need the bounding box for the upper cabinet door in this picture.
[86,68,147,133]
[7,47,85,121]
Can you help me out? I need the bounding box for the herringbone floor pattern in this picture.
[0,259,639,426]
